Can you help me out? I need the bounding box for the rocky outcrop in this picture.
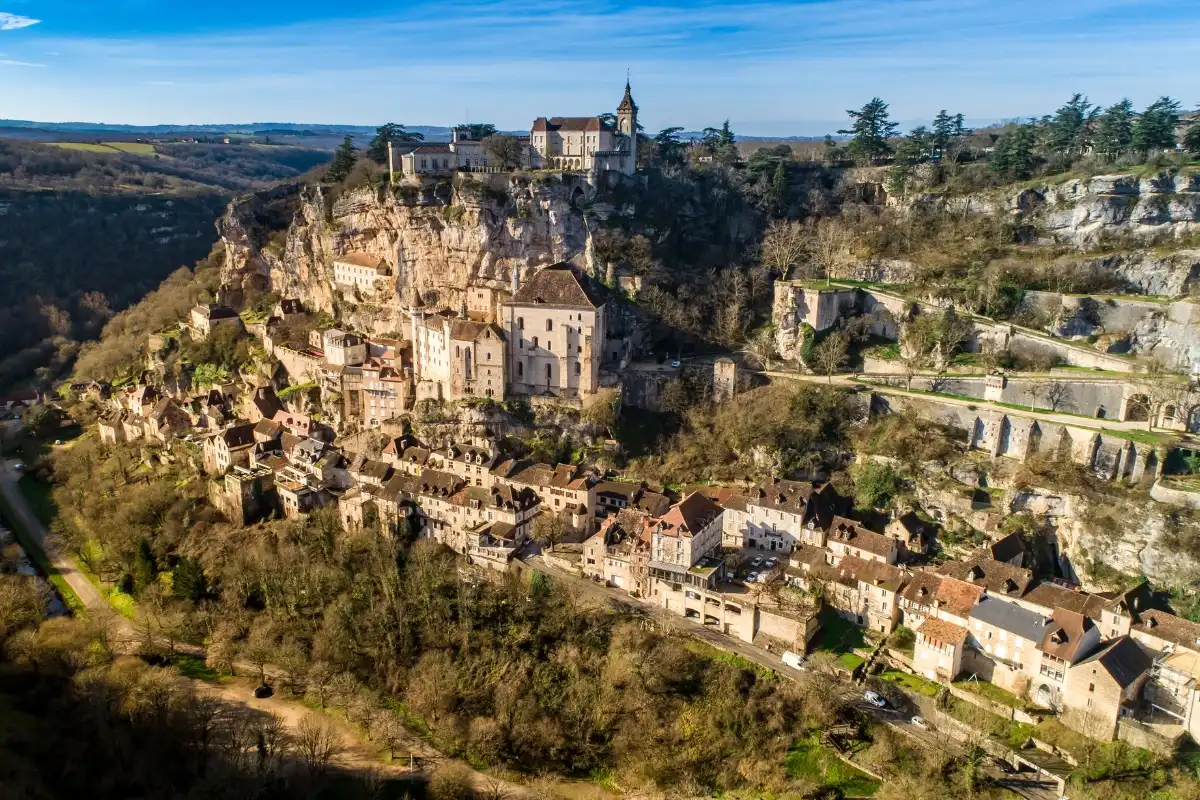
[219,173,602,333]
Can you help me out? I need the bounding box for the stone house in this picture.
[898,571,984,631]
[1032,608,1103,709]
[592,480,670,520]
[146,398,192,442]
[1061,636,1153,740]
[826,517,898,565]
[98,411,126,445]
[963,594,1055,696]
[583,509,653,595]
[332,253,391,294]
[721,479,842,553]
[503,264,606,400]
[209,463,277,526]
[492,459,594,532]
[323,329,367,367]
[937,557,1036,609]
[202,423,257,475]
[190,303,241,338]
[429,443,498,489]
[914,616,970,682]
[885,512,929,556]
[361,359,408,428]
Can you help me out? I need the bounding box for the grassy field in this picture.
[953,678,1025,709]
[786,734,879,797]
[881,670,941,697]
[49,141,161,156]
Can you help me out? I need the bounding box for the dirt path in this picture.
[199,677,528,794]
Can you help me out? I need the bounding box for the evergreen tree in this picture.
[132,539,157,596]
[1094,99,1134,156]
[771,161,788,212]
[324,135,358,183]
[887,126,932,196]
[1185,124,1200,156]
[171,556,208,601]
[366,123,423,164]
[931,110,968,162]
[991,122,1039,179]
[1132,97,1182,152]
[652,127,686,165]
[1043,93,1095,156]
[838,97,899,164]
[464,123,498,140]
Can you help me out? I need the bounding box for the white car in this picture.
[910,715,929,730]
[750,556,764,567]
[782,651,806,669]
[670,360,681,368]
[766,556,778,568]
[863,690,887,708]
[745,571,760,584]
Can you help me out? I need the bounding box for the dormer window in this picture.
[1003,578,1018,593]
[967,566,983,581]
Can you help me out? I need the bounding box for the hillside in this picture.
[0,138,330,390]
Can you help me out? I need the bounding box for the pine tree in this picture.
[931,111,970,163]
[1132,97,1182,152]
[324,135,358,183]
[887,126,933,196]
[132,539,157,596]
[1185,124,1200,156]
[771,161,788,213]
[991,123,1039,179]
[838,98,900,165]
[366,123,423,164]
[1044,94,1095,156]
[1094,100,1134,156]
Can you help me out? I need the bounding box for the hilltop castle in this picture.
[392,81,639,178]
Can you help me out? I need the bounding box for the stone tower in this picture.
[713,357,737,403]
[617,80,638,171]
[406,284,425,380]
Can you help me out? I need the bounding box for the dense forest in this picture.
[0,139,330,392]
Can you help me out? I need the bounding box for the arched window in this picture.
[533,336,539,349]
[517,362,524,378]
[455,345,461,358]
[575,362,581,376]
[517,317,524,330]
[545,363,552,384]
[546,319,553,332]
[465,348,472,380]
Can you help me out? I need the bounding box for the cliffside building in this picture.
[503,263,606,400]
[530,82,639,176]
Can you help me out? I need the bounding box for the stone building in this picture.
[332,253,391,293]
[530,81,638,175]
[503,263,606,400]
[189,303,241,338]
[409,302,506,402]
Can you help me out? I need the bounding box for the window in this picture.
[517,362,524,378]
[533,337,539,348]
[517,317,524,330]
[1088,683,1095,692]
[575,362,581,376]
[545,364,552,382]
[486,352,491,360]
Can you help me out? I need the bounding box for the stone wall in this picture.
[899,375,1129,420]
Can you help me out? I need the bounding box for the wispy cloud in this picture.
[0,12,40,31]
[2,0,1197,132]
[0,57,42,66]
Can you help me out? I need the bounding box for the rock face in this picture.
[219,173,600,332]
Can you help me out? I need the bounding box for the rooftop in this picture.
[918,617,970,646]
[970,594,1053,643]
[1077,636,1153,689]
[938,557,1033,598]
[510,263,601,309]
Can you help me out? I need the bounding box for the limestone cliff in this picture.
[219,173,601,333]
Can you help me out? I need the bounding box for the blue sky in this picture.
[1,0,1198,136]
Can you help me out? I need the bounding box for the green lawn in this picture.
[881,670,940,697]
[953,678,1025,709]
[786,734,879,797]
[837,653,866,671]
[104,141,159,156]
[171,654,222,680]
[815,613,868,655]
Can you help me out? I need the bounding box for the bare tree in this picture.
[810,217,855,283]
[293,715,343,780]
[811,331,850,383]
[1044,380,1071,412]
[371,712,405,760]
[759,219,808,279]
[483,134,524,170]
[1027,380,1051,412]
[531,512,568,549]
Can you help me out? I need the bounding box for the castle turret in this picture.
[616,80,638,174]
[406,284,425,380]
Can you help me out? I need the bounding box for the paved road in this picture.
[521,552,1062,800]
[0,458,106,611]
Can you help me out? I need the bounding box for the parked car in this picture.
[911,715,929,730]
[782,651,806,669]
[863,690,887,708]
[670,360,681,368]
[750,556,764,567]
[766,556,778,568]
[12,462,24,471]
[745,571,760,584]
